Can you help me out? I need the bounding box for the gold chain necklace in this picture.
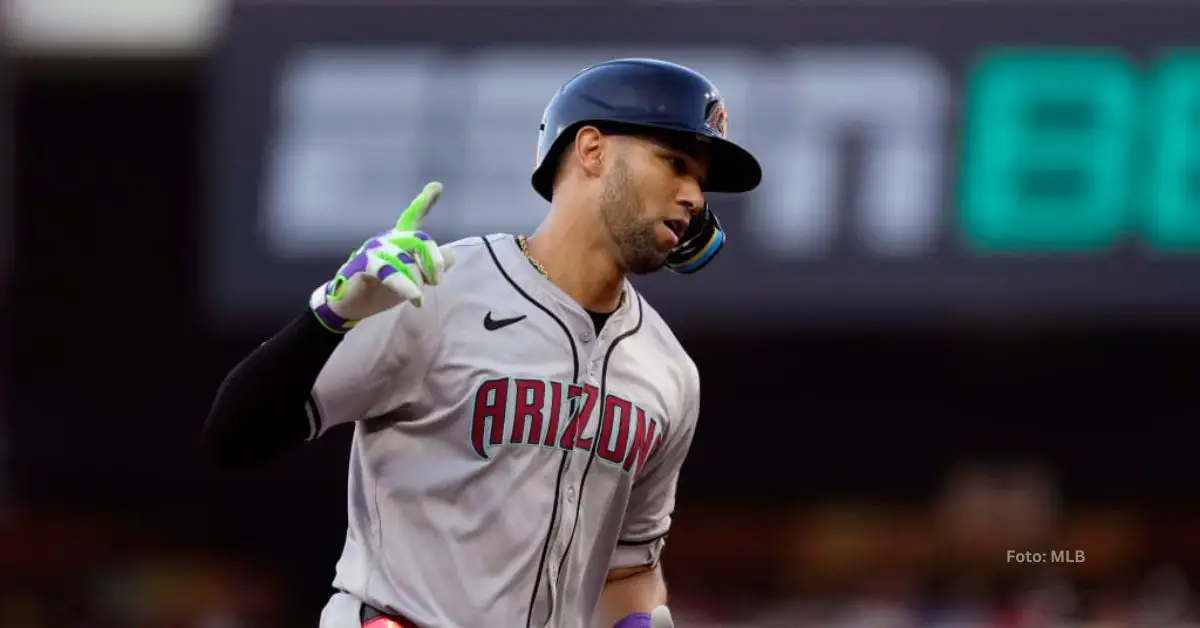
[520,234,625,312]
[516,235,549,278]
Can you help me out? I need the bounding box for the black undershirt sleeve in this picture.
[202,310,344,469]
[207,308,610,469]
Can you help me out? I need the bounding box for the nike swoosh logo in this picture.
[483,312,527,331]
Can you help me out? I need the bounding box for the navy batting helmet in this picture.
[531,58,762,274]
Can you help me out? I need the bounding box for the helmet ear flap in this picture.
[665,204,725,275]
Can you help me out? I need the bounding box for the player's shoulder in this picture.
[631,289,700,390]
[422,233,530,312]
[439,233,511,263]
[429,233,515,283]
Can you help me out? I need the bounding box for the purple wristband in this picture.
[614,612,653,628]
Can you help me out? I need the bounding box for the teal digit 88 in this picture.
[1144,51,1200,250]
[959,49,1138,252]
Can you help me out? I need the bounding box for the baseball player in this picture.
[204,58,762,628]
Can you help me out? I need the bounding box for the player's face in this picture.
[598,135,710,275]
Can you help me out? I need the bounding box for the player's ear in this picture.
[571,125,606,179]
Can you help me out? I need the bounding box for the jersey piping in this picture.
[555,293,645,592]
[480,236,581,628]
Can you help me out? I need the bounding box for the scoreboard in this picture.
[962,50,1200,253]
[208,2,1200,332]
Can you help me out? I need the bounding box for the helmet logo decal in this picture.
[705,100,729,138]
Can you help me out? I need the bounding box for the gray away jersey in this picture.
[308,233,701,628]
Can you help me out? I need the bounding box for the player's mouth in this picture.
[663,218,689,242]
[656,220,682,251]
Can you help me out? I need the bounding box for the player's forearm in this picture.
[599,565,667,626]
[203,309,344,469]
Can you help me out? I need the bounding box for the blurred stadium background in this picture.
[5,0,1200,626]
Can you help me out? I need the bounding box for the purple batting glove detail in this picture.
[614,613,653,628]
[414,231,431,241]
[311,300,354,333]
[311,230,427,333]
[376,252,415,283]
[332,239,384,289]
[312,237,392,332]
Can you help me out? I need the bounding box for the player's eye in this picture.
[666,156,689,176]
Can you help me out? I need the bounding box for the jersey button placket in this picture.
[580,327,598,382]
[543,549,560,625]
[585,345,602,381]
[547,466,580,624]
[544,470,577,626]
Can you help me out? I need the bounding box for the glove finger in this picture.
[387,231,443,285]
[382,272,425,307]
[372,249,426,307]
[395,181,443,233]
[415,237,446,285]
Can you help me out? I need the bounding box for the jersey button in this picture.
[566,486,577,502]
[581,330,593,342]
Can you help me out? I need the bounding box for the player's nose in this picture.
[676,180,705,217]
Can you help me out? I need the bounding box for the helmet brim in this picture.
[612,123,763,195]
[532,121,763,201]
[702,135,762,195]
